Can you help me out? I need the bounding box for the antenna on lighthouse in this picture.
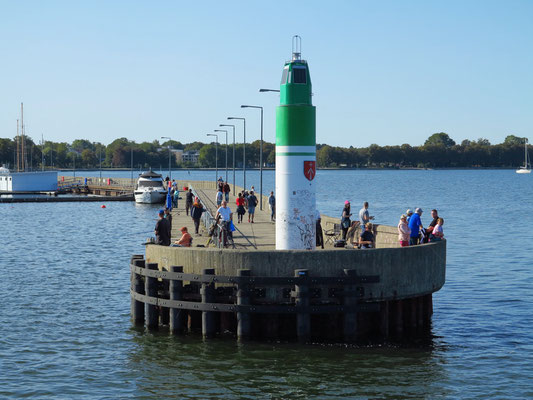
[292,35,302,61]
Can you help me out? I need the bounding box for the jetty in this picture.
[130,180,446,343]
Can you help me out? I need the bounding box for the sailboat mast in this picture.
[16,119,20,172]
[21,102,25,172]
[525,139,528,168]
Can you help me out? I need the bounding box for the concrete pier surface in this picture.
[168,183,276,249]
[167,180,401,251]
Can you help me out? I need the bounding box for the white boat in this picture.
[134,170,167,204]
[516,139,531,174]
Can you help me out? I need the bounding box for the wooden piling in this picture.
[294,269,310,342]
[145,262,159,329]
[393,299,403,336]
[201,268,216,338]
[343,269,358,342]
[408,297,417,329]
[379,300,390,339]
[237,269,251,340]
[417,296,424,328]
[131,258,145,325]
[169,266,184,334]
[423,293,433,325]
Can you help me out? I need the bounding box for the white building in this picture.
[0,168,58,192]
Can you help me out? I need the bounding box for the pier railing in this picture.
[189,184,225,248]
[130,255,380,341]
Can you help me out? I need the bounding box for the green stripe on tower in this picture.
[276,106,316,147]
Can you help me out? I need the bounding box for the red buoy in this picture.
[101,205,106,208]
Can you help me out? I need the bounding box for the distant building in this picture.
[182,151,199,164]
[0,167,58,192]
[171,149,184,163]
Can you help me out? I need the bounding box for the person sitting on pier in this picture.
[236,193,246,223]
[429,218,444,241]
[215,200,233,237]
[408,208,424,246]
[154,209,171,246]
[358,222,375,249]
[398,214,411,247]
[190,197,204,235]
[174,226,192,247]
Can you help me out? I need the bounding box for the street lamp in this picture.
[206,133,218,183]
[220,124,235,194]
[241,105,264,210]
[214,129,228,183]
[161,136,172,181]
[228,117,246,191]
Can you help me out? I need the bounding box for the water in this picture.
[1,169,532,399]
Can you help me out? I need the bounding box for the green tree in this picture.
[503,135,524,146]
[424,132,456,148]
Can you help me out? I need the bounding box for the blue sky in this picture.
[1,0,532,147]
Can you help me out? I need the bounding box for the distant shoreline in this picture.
[55,166,521,172]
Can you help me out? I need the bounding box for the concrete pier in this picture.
[130,179,446,343]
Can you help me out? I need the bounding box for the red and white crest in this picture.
[304,161,316,181]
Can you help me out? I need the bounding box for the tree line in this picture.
[0,132,529,170]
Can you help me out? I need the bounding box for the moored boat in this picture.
[134,170,167,204]
[516,139,531,174]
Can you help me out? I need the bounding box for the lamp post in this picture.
[214,129,228,183]
[228,117,246,192]
[220,124,235,194]
[99,144,102,178]
[161,136,172,181]
[206,133,218,183]
[241,105,263,210]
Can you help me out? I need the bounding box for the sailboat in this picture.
[516,139,531,174]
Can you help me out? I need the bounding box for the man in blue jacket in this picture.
[408,208,424,245]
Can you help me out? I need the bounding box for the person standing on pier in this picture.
[164,208,172,234]
[216,189,223,207]
[223,182,230,202]
[268,191,276,222]
[236,193,246,223]
[247,191,258,223]
[341,201,352,240]
[154,209,171,246]
[191,197,204,235]
[398,214,411,247]
[408,208,424,245]
[359,202,374,228]
[315,209,324,249]
[185,189,194,216]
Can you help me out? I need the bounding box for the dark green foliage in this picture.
[0,132,528,169]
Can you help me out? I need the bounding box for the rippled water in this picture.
[1,169,532,399]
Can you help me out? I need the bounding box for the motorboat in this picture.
[516,139,531,174]
[134,170,167,203]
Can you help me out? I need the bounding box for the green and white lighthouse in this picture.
[275,36,316,250]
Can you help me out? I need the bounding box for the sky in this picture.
[1,0,532,147]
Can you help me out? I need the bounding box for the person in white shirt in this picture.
[216,200,233,223]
